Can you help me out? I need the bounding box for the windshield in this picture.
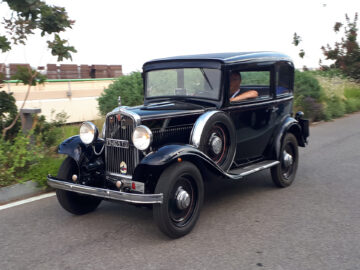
[146,68,221,100]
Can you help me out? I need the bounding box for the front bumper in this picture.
[47,175,163,204]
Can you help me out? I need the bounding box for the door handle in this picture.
[271,106,279,112]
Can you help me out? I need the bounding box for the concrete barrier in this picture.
[2,79,115,123]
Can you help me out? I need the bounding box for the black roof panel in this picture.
[144,51,292,67]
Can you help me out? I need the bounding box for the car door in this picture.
[224,69,277,163]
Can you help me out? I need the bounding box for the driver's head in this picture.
[230,71,241,94]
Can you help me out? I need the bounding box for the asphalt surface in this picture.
[1,113,360,270]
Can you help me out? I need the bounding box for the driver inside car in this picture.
[229,71,258,102]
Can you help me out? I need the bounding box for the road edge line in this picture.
[0,192,56,211]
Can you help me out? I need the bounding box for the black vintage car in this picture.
[48,52,309,238]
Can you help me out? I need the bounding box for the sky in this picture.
[1,0,359,74]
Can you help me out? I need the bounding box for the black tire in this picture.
[153,161,204,238]
[56,157,102,215]
[271,133,299,188]
[198,113,236,171]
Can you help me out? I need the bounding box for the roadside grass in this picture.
[0,177,16,188]
[19,156,65,187]
[0,118,105,189]
[35,118,105,187]
[53,118,104,146]
[310,72,360,121]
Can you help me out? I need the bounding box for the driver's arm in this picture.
[230,90,258,102]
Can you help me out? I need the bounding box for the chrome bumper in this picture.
[47,175,163,204]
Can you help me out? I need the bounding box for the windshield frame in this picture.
[144,67,223,102]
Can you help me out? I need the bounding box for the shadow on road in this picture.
[76,169,278,240]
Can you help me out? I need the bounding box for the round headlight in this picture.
[80,122,98,144]
[132,125,152,150]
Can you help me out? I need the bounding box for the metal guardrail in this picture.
[3,78,116,83]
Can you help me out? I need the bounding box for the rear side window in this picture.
[276,63,293,96]
[241,71,270,86]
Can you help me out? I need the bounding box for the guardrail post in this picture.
[20,108,41,133]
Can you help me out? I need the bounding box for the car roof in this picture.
[144,51,292,66]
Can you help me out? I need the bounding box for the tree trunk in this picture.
[2,67,37,138]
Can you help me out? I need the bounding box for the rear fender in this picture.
[274,116,305,160]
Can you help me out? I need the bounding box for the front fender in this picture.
[140,144,221,169]
[133,144,227,190]
[58,136,85,163]
[58,136,104,164]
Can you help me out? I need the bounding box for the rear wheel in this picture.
[56,157,102,215]
[271,133,299,187]
[153,161,204,238]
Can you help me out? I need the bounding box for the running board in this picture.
[226,160,279,180]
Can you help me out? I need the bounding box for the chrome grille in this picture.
[105,112,138,176]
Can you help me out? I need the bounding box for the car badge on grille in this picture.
[120,161,127,174]
[116,114,122,121]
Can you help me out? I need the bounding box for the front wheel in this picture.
[56,157,102,215]
[153,161,204,238]
[271,133,299,188]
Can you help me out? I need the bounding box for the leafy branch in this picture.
[0,0,76,60]
[321,13,360,81]
[0,0,77,138]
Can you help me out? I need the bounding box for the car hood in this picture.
[119,101,213,120]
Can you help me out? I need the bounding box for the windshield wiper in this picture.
[200,68,213,90]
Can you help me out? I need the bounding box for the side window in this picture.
[276,63,292,96]
[229,70,271,103]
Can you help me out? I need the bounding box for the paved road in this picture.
[1,113,360,270]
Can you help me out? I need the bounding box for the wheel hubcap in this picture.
[176,187,191,210]
[210,134,223,155]
[283,150,293,168]
[206,125,228,165]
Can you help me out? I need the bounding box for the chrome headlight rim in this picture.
[132,125,153,151]
[80,121,98,145]
[101,121,106,138]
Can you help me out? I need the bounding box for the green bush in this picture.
[19,156,65,187]
[294,71,325,101]
[344,98,360,113]
[312,68,346,79]
[0,91,20,140]
[33,110,69,148]
[294,71,326,121]
[0,112,77,187]
[98,72,143,116]
[0,132,43,187]
[324,95,346,120]
[344,87,360,99]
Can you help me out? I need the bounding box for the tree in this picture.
[321,13,360,81]
[0,0,76,138]
[0,0,76,60]
[292,32,305,59]
[0,91,19,139]
[98,72,144,116]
